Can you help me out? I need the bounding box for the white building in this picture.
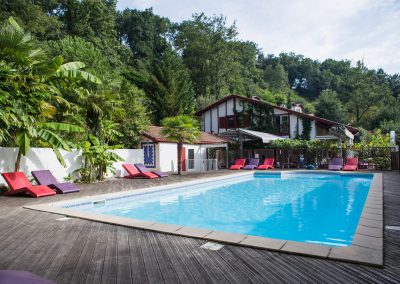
[196,94,357,142]
[138,126,229,173]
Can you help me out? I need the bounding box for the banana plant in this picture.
[76,135,123,182]
[14,116,85,171]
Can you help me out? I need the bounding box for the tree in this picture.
[0,17,99,170]
[173,13,239,100]
[380,120,400,144]
[263,63,290,93]
[117,8,170,69]
[315,90,347,123]
[161,116,200,174]
[341,62,392,126]
[46,35,150,146]
[0,0,63,40]
[136,48,195,124]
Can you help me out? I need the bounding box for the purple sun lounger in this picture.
[328,157,343,171]
[134,163,168,177]
[243,158,260,170]
[31,170,80,194]
[0,270,56,284]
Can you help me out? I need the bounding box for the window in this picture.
[188,149,195,169]
[275,115,289,134]
[227,116,235,129]
[219,115,239,129]
[316,124,330,136]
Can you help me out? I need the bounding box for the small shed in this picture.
[139,126,229,173]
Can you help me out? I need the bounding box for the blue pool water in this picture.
[65,172,373,246]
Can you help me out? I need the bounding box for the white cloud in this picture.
[116,0,400,74]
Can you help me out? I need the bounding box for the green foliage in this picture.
[301,118,312,140]
[352,129,391,148]
[303,102,316,114]
[173,13,260,101]
[315,89,347,123]
[161,115,200,144]
[263,63,290,93]
[117,81,151,147]
[380,120,400,144]
[270,139,339,150]
[239,102,276,133]
[136,48,195,124]
[161,115,200,174]
[0,0,63,40]
[350,130,392,170]
[75,135,123,182]
[0,17,95,170]
[117,8,170,69]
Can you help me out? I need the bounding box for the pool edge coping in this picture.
[23,171,383,267]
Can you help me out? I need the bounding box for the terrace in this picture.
[0,170,399,283]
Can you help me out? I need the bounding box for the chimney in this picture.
[292,103,304,113]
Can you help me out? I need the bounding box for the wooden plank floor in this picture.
[0,171,399,283]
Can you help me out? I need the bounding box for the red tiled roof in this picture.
[142,126,229,144]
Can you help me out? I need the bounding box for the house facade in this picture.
[196,95,357,142]
[138,126,229,172]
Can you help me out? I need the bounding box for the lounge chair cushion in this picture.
[134,163,168,177]
[1,172,56,198]
[122,164,158,179]
[243,158,259,170]
[31,170,79,194]
[230,159,246,170]
[258,158,274,170]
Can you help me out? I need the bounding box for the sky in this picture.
[117,0,400,74]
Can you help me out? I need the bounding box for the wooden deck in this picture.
[0,171,399,283]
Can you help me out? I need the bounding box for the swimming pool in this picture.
[61,172,373,247]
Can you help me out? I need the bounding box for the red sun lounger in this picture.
[230,159,246,170]
[31,170,80,194]
[122,164,158,179]
[134,163,168,177]
[257,158,275,170]
[343,157,358,171]
[1,172,56,198]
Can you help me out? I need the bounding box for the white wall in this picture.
[211,108,218,133]
[204,110,211,132]
[235,98,243,112]
[226,99,234,115]
[310,120,317,140]
[112,149,144,178]
[158,143,177,172]
[0,147,143,185]
[158,143,211,173]
[290,114,303,138]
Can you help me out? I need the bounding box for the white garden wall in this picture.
[0,147,143,185]
[158,143,177,172]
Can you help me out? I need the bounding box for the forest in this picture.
[1,0,399,154]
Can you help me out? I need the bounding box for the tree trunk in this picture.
[177,142,182,175]
[15,149,22,172]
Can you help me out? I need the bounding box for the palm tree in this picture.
[161,115,200,174]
